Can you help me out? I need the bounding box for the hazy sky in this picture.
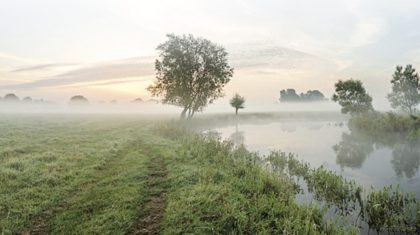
[1,0,420,109]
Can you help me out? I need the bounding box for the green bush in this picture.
[364,186,417,233]
[349,112,420,138]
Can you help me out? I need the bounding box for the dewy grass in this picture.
[158,125,353,234]
[0,114,418,234]
[0,115,162,234]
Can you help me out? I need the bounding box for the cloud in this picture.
[0,52,35,64]
[227,42,337,78]
[344,0,386,48]
[11,63,77,73]
[1,58,154,89]
[65,77,152,88]
[228,42,325,68]
[350,17,385,48]
[1,44,329,90]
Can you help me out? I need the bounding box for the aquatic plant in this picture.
[265,146,419,233]
[305,167,363,217]
[364,186,417,233]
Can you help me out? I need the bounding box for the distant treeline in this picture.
[0,93,52,104]
[0,93,159,105]
[68,95,159,105]
[279,89,327,102]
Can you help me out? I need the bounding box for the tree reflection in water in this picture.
[230,122,245,146]
[333,132,374,169]
[333,130,420,178]
[391,143,420,178]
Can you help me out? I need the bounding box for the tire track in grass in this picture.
[127,155,168,235]
[21,140,145,235]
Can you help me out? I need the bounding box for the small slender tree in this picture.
[387,65,420,114]
[230,93,245,115]
[332,79,373,116]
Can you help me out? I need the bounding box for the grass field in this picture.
[0,115,172,234]
[0,114,365,234]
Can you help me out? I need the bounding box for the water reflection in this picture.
[333,130,420,179]
[391,143,420,178]
[212,118,420,196]
[333,132,374,169]
[229,123,245,146]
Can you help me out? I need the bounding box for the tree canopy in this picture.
[69,95,89,105]
[230,93,245,115]
[332,79,373,115]
[280,89,326,102]
[22,96,32,102]
[387,65,420,114]
[148,34,234,119]
[131,98,144,103]
[3,93,19,102]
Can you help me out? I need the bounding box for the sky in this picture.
[1,0,420,110]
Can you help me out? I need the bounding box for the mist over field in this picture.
[1,1,420,234]
[2,1,420,109]
[0,98,342,114]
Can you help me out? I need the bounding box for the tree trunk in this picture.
[189,109,196,119]
[188,107,192,117]
[235,108,238,115]
[180,107,188,119]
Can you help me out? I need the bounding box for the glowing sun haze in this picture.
[1,0,420,109]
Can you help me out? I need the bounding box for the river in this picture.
[210,117,420,198]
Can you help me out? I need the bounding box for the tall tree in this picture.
[148,34,234,119]
[387,65,420,114]
[332,79,373,115]
[230,93,245,115]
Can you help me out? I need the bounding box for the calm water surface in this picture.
[211,119,420,197]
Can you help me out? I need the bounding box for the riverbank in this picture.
[0,114,418,234]
[349,111,420,141]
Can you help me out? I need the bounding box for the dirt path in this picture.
[128,155,168,235]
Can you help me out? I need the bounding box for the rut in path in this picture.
[128,155,168,235]
[21,142,140,235]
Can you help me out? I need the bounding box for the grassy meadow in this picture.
[0,114,418,234]
[0,115,170,234]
